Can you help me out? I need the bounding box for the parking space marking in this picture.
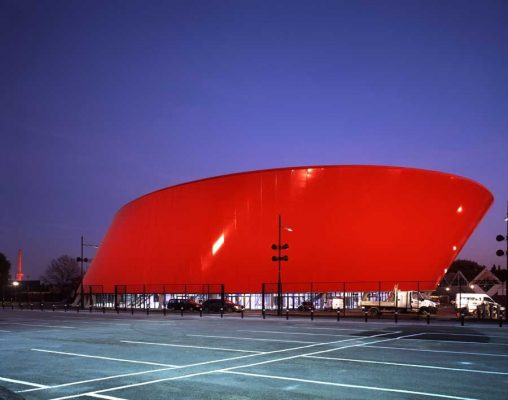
[303,355,508,375]
[425,332,508,339]
[17,367,179,394]
[45,332,437,400]
[121,340,263,353]
[283,326,373,332]
[31,349,179,367]
[187,334,317,344]
[400,338,508,346]
[238,329,364,338]
[0,322,75,329]
[37,331,400,398]
[217,331,409,372]
[0,376,49,388]
[220,370,479,400]
[0,329,12,332]
[48,370,220,400]
[365,345,508,357]
[86,393,127,400]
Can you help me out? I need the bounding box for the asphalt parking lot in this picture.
[0,309,507,400]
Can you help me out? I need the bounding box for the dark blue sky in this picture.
[1,0,507,279]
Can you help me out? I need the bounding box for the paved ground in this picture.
[0,309,507,400]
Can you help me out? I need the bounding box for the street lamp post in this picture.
[77,236,98,309]
[271,215,291,316]
[495,201,508,320]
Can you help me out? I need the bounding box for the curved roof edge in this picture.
[119,164,494,213]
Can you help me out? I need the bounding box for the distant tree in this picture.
[41,255,80,297]
[0,252,11,286]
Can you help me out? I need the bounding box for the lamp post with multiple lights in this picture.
[271,215,292,316]
[495,201,508,320]
[77,236,98,309]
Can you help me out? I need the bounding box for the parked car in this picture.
[166,298,201,311]
[201,299,244,312]
[297,301,315,311]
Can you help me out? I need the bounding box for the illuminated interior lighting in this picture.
[456,205,463,214]
[212,233,225,255]
[452,245,457,251]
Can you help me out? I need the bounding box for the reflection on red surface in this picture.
[84,166,493,293]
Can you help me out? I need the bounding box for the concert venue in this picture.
[82,165,493,309]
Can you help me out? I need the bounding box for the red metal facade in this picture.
[83,166,493,293]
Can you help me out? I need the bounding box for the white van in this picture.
[455,293,504,316]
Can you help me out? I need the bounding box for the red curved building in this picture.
[84,165,493,294]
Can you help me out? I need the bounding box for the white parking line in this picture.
[87,394,127,400]
[425,332,508,339]
[0,376,49,388]
[238,329,361,337]
[187,334,316,344]
[0,322,75,329]
[364,345,508,357]
[217,332,411,372]
[282,326,370,332]
[41,331,400,398]
[304,355,508,375]
[400,338,508,346]
[48,370,220,400]
[18,367,178,393]
[0,329,12,332]
[121,340,263,354]
[220,370,479,400]
[31,349,179,367]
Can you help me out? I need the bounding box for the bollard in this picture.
[337,309,340,322]
[200,307,203,317]
[89,305,93,313]
[77,306,80,313]
[181,306,184,317]
[102,306,106,314]
[286,309,289,320]
[163,306,166,316]
[41,303,44,311]
[146,307,150,315]
[116,306,119,314]
[64,304,68,312]
[394,310,398,324]
[310,310,314,321]
[30,303,33,310]
[262,308,266,319]
[426,312,430,325]
[364,310,368,322]
[52,304,55,312]
[220,307,224,318]
[241,309,244,319]
[499,315,503,328]
[131,305,134,315]
[460,312,465,326]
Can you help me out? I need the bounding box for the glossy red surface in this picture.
[84,166,493,293]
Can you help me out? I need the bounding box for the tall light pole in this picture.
[77,236,99,309]
[271,215,292,316]
[495,201,508,320]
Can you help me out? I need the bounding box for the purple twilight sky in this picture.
[1,0,507,280]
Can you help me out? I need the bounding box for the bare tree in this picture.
[0,252,11,287]
[41,255,80,297]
